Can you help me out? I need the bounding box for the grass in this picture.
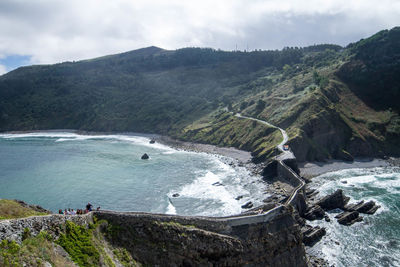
[0,200,49,220]
[0,231,76,267]
[179,112,281,161]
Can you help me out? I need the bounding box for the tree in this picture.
[256,99,266,111]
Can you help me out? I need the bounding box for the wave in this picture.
[166,198,177,215]
[0,131,176,152]
[308,167,400,267]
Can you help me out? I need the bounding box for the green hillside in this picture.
[1,27,399,162]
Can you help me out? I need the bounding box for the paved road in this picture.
[234,113,294,160]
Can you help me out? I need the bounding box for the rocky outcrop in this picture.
[303,205,325,221]
[344,200,380,214]
[14,199,52,214]
[241,201,253,209]
[262,160,278,180]
[316,189,350,211]
[141,153,149,159]
[302,225,326,246]
[335,211,363,226]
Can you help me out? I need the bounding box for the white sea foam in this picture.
[308,166,400,267]
[166,199,177,215]
[0,132,177,152]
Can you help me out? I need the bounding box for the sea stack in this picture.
[141,153,149,160]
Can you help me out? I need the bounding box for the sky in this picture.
[0,0,399,74]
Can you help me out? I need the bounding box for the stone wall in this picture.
[0,214,92,243]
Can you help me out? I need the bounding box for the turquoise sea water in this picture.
[0,132,267,216]
[308,167,400,267]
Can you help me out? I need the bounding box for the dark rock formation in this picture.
[212,181,224,186]
[303,205,325,221]
[235,195,244,200]
[282,158,300,175]
[172,193,180,198]
[141,153,149,159]
[149,139,155,144]
[335,211,363,225]
[316,189,350,211]
[262,160,278,180]
[344,200,380,214]
[302,225,326,246]
[305,189,319,200]
[241,201,253,209]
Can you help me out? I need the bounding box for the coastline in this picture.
[298,158,398,179]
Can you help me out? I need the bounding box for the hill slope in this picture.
[1,27,399,162]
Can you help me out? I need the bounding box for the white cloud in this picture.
[0,0,399,66]
[0,64,7,75]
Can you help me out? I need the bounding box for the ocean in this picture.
[0,132,267,216]
[1,132,399,266]
[308,166,400,267]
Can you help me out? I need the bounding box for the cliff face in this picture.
[94,209,307,267]
[0,208,307,266]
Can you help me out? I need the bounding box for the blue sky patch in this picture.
[0,54,32,72]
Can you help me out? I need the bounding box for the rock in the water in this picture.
[172,193,180,197]
[345,200,380,214]
[302,225,326,246]
[235,195,244,200]
[335,211,363,225]
[316,189,350,211]
[212,182,224,186]
[141,153,149,160]
[149,139,155,144]
[241,201,253,209]
[303,205,325,221]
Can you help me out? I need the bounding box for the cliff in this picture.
[0,207,307,266]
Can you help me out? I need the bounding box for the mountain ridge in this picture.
[1,27,399,162]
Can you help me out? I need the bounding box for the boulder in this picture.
[149,139,155,144]
[335,211,363,226]
[241,201,253,209]
[172,193,180,198]
[235,195,244,200]
[141,153,149,160]
[302,225,326,246]
[316,189,350,211]
[303,205,325,221]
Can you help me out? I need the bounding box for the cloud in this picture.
[0,0,399,68]
[0,64,7,75]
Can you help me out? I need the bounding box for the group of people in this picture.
[58,203,100,215]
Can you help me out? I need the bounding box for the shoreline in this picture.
[298,157,398,179]
[3,130,398,206]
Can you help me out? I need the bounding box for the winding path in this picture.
[234,113,294,160]
[234,113,305,209]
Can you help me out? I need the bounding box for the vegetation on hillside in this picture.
[0,218,140,267]
[0,27,399,161]
[0,200,50,220]
[179,111,282,162]
[0,231,76,267]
